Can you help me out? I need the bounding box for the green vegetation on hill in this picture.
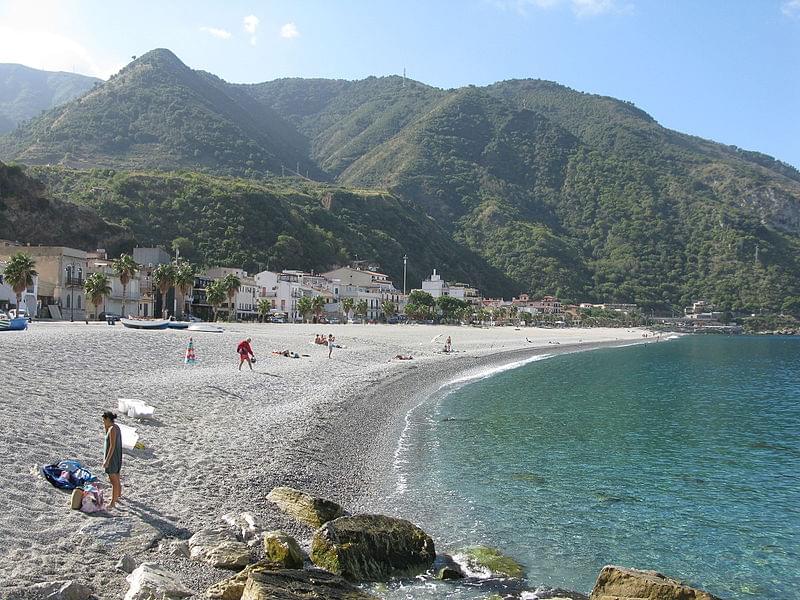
[27,165,516,295]
[0,64,100,135]
[3,51,800,312]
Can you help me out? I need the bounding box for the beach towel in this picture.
[42,460,97,490]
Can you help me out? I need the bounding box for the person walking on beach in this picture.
[444,336,452,353]
[327,333,335,358]
[102,411,123,509]
[237,337,255,370]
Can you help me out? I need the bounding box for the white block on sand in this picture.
[117,423,139,449]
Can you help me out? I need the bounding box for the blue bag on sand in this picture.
[42,460,97,490]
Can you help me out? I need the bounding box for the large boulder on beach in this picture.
[267,486,345,528]
[310,514,435,581]
[242,566,375,599]
[188,528,250,569]
[263,530,304,568]
[589,565,723,600]
[207,563,374,600]
[29,580,92,600]
[124,563,193,600]
[453,545,525,578]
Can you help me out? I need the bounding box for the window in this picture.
[66,295,71,308]
[77,296,82,309]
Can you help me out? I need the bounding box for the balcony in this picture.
[64,276,84,288]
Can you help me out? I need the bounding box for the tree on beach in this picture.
[436,295,467,322]
[381,300,397,320]
[174,262,196,318]
[83,272,111,320]
[356,299,368,322]
[341,297,355,322]
[222,273,241,321]
[257,298,272,322]
[151,263,176,319]
[111,253,139,317]
[205,280,226,322]
[297,295,314,323]
[2,252,37,314]
[404,290,435,321]
[311,295,326,321]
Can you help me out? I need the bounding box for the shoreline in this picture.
[0,323,653,598]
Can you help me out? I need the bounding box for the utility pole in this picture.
[403,254,408,295]
[173,247,180,319]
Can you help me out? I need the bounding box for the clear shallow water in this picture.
[386,336,800,599]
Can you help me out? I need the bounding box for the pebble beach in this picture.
[0,322,650,598]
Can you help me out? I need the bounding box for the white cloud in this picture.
[782,0,800,18]
[243,14,260,45]
[199,26,232,40]
[489,0,630,17]
[280,22,300,39]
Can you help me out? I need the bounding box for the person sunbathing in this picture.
[272,349,300,358]
[393,354,414,360]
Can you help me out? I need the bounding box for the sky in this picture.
[0,0,798,167]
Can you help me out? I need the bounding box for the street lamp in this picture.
[64,262,75,322]
[402,254,408,295]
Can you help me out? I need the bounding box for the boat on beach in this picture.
[120,318,170,330]
[188,322,224,333]
[166,321,190,329]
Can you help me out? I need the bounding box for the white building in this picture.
[206,267,258,320]
[87,252,141,317]
[421,269,467,300]
[0,258,38,315]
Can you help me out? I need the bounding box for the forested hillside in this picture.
[3,50,800,310]
[0,64,100,135]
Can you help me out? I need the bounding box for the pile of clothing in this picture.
[42,459,106,513]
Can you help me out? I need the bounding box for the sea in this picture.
[380,335,800,599]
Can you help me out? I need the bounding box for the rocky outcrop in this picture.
[29,580,92,600]
[263,531,304,569]
[311,514,435,581]
[589,565,723,600]
[267,487,345,528]
[242,566,375,599]
[124,563,193,600]
[207,564,263,600]
[453,545,525,578]
[188,528,250,569]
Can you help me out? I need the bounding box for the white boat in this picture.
[120,318,170,330]
[188,323,224,333]
[166,321,190,329]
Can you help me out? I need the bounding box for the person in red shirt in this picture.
[237,337,255,371]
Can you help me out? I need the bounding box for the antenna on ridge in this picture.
[403,68,406,87]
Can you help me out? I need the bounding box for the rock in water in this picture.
[589,565,723,600]
[188,528,250,569]
[266,486,345,528]
[124,563,193,600]
[311,514,435,581]
[241,566,375,599]
[263,531,304,568]
[453,545,525,578]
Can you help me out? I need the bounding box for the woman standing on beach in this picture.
[237,337,255,370]
[102,411,123,509]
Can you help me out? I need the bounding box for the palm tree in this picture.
[205,280,226,322]
[311,295,326,322]
[222,274,241,321]
[257,298,272,323]
[2,252,37,315]
[151,263,176,319]
[174,262,196,319]
[297,295,314,323]
[84,272,111,320]
[341,297,355,322]
[356,299,368,322]
[381,300,397,320]
[111,254,139,317]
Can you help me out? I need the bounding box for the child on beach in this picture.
[102,411,123,509]
[237,338,255,371]
[327,333,335,358]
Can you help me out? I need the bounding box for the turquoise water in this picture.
[388,336,800,599]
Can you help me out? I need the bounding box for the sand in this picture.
[0,321,652,598]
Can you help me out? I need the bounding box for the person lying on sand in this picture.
[272,350,300,358]
[392,354,414,360]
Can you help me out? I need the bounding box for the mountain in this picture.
[26,165,516,295]
[0,50,320,178]
[0,161,133,253]
[0,64,101,135]
[3,50,800,311]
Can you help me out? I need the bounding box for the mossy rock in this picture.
[311,514,435,581]
[263,531,303,569]
[454,546,525,578]
[267,486,345,528]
